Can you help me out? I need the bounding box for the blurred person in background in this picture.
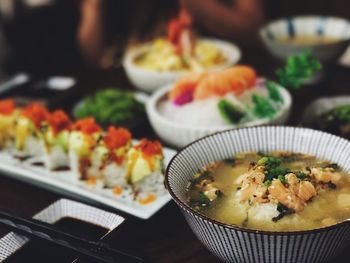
[180,0,265,43]
[0,0,265,77]
[126,0,265,45]
[0,0,126,76]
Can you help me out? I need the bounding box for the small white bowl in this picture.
[260,16,350,62]
[123,38,241,93]
[146,83,292,148]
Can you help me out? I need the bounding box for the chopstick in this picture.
[0,211,144,263]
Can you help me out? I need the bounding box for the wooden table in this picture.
[1,43,350,262]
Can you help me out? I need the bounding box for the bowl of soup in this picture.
[260,16,350,62]
[165,126,350,263]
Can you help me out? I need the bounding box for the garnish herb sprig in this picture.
[275,50,322,90]
[217,100,245,124]
[257,156,307,186]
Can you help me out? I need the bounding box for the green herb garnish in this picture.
[252,94,277,118]
[75,89,145,126]
[275,50,322,90]
[319,105,350,138]
[264,167,291,182]
[189,192,211,207]
[295,171,307,180]
[257,156,282,169]
[217,100,245,124]
[278,174,287,184]
[258,156,292,185]
[272,203,295,222]
[188,171,213,189]
[264,180,272,187]
[266,80,283,103]
[332,105,350,122]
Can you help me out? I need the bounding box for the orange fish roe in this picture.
[86,177,97,186]
[135,139,163,157]
[139,194,156,205]
[113,186,123,196]
[48,110,71,135]
[104,126,131,151]
[72,118,101,135]
[21,103,49,128]
[0,99,15,115]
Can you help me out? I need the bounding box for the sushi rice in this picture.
[42,110,71,170]
[14,103,49,158]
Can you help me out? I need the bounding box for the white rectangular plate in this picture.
[0,198,125,262]
[0,145,176,219]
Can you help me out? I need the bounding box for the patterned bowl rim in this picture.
[260,15,350,42]
[165,126,350,236]
[147,82,292,132]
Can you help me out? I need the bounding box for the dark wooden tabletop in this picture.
[1,43,350,263]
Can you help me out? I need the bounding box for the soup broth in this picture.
[186,152,350,231]
[277,35,340,45]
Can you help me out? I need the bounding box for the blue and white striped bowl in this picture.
[260,16,350,62]
[165,126,350,263]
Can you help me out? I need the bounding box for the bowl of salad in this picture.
[123,10,241,93]
[73,89,147,130]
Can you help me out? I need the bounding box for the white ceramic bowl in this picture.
[165,126,350,263]
[146,83,292,148]
[260,16,350,62]
[123,38,241,93]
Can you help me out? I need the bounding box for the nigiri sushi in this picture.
[42,110,71,170]
[127,139,164,203]
[0,100,18,149]
[68,118,102,181]
[15,103,49,157]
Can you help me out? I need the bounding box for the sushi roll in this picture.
[0,99,18,149]
[127,139,164,204]
[68,118,102,181]
[97,126,132,190]
[15,103,49,157]
[42,110,71,170]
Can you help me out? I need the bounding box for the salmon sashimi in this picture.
[169,73,207,103]
[269,174,316,212]
[297,181,317,202]
[194,66,257,100]
[268,179,305,212]
[239,167,268,204]
[225,66,257,88]
[311,167,343,185]
[169,65,257,104]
